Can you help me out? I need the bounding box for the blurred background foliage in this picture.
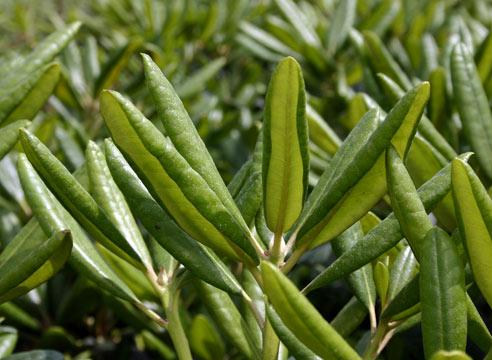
[0,0,492,359]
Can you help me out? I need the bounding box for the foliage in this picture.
[1,0,492,359]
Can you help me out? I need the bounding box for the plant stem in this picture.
[281,243,308,273]
[363,319,395,360]
[270,231,284,265]
[161,289,193,360]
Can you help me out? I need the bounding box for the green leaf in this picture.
[358,0,400,36]
[386,145,433,260]
[0,229,71,304]
[0,326,17,358]
[466,294,492,352]
[451,42,492,178]
[420,228,467,358]
[194,279,256,359]
[239,22,300,59]
[16,154,139,303]
[273,0,321,47]
[86,141,153,270]
[261,261,360,360]
[363,31,412,90]
[19,130,142,268]
[0,120,30,160]
[229,133,263,227]
[97,244,157,302]
[387,246,418,302]
[0,22,81,125]
[1,63,61,126]
[240,271,263,351]
[0,302,41,331]
[100,90,259,264]
[296,82,429,249]
[373,261,389,305]
[2,22,81,81]
[306,105,341,156]
[376,72,457,161]
[406,136,456,231]
[382,275,420,320]
[189,314,225,360]
[141,54,251,241]
[266,305,319,360]
[331,297,368,338]
[263,56,308,235]
[332,222,376,319]
[176,58,227,99]
[326,0,356,55]
[428,67,447,129]
[302,152,472,293]
[476,31,492,83]
[452,158,492,308]
[94,37,142,95]
[104,139,243,295]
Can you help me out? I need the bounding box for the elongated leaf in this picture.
[296,82,429,249]
[261,262,360,360]
[19,129,142,267]
[306,105,341,156]
[387,145,433,260]
[2,64,60,126]
[420,228,467,358]
[0,326,17,358]
[229,133,263,227]
[0,120,30,160]
[100,90,259,264]
[466,294,492,352]
[239,22,299,58]
[451,42,492,178]
[406,136,456,231]
[104,139,243,295]
[293,108,380,245]
[86,141,152,270]
[0,22,81,125]
[0,229,71,304]
[376,72,457,161]
[189,314,225,360]
[326,0,356,55]
[16,154,138,303]
[1,22,81,86]
[359,0,400,36]
[141,54,251,239]
[0,302,41,331]
[194,280,256,359]
[240,270,262,351]
[363,31,412,90]
[266,305,320,360]
[94,37,142,95]
[332,222,376,317]
[263,56,308,235]
[331,297,368,338]
[303,152,472,293]
[452,158,492,307]
[476,31,492,83]
[387,246,418,301]
[273,0,320,47]
[176,58,226,98]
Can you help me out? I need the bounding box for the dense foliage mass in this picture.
[1,0,492,359]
